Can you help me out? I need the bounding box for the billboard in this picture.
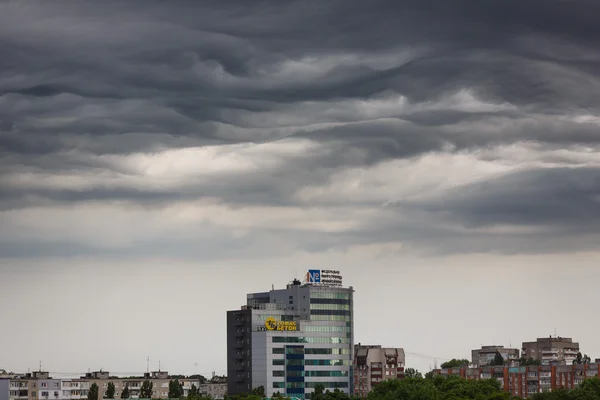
[306,269,342,287]
[308,269,321,283]
[256,317,299,331]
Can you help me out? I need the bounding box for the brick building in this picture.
[433,363,600,398]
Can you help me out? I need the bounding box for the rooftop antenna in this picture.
[159,361,161,372]
[39,361,42,372]
[147,357,150,374]
[272,284,274,290]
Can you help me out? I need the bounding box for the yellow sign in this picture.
[265,317,298,331]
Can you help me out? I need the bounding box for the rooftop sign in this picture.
[257,317,298,332]
[306,269,342,287]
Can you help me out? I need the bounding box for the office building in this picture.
[471,346,520,367]
[227,270,353,399]
[353,345,405,397]
[433,363,600,398]
[522,336,579,365]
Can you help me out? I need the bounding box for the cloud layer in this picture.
[1,0,600,259]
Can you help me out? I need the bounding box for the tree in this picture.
[251,386,265,398]
[188,375,208,384]
[405,368,423,379]
[120,386,130,399]
[311,384,325,400]
[440,359,470,369]
[169,379,184,399]
[88,383,99,400]
[188,384,199,398]
[575,352,592,365]
[106,382,115,399]
[140,380,153,399]
[518,357,542,366]
[492,352,505,366]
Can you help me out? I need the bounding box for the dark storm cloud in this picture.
[2,0,600,156]
[2,0,600,257]
[407,167,600,229]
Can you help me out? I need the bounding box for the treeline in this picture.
[225,375,600,400]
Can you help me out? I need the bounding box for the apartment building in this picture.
[471,346,520,367]
[433,363,600,398]
[1,371,206,400]
[227,270,354,399]
[198,383,227,399]
[522,336,579,365]
[353,344,405,397]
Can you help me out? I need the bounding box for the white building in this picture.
[227,271,353,399]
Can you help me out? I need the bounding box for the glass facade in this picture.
[272,336,349,344]
[285,345,305,397]
[243,284,354,400]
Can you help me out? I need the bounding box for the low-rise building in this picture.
[198,383,227,399]
[433,363,600,398]
[1,371,215,400]
[353,344,405,397]
[471,346,520,367]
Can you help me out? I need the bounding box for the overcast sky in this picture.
[1,0,600,377]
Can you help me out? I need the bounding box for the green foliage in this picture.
[225,394,262,400]
[169,379,184,399]
[365,375,600,400]
[492,352,505,366]
[441,359,471,369]
[187,396,215,400]
[140,380,153,399]
[367,375,513,400]
[313,387,358,400]
[405,368,424,379]
[251,387,265,398]
[188,375,208,384]
[120,386,130,399]
[88,383,99,400]
[574,353,592,365]
[517,357,542,366]
[189,384,199,397]
[106,382,116,399]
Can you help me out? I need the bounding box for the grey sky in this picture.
[1,0,600,376]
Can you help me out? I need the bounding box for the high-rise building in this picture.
[226,270,354,399]
[353,344,405,397]
[471,345,520,367]
[521,336,579,365]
